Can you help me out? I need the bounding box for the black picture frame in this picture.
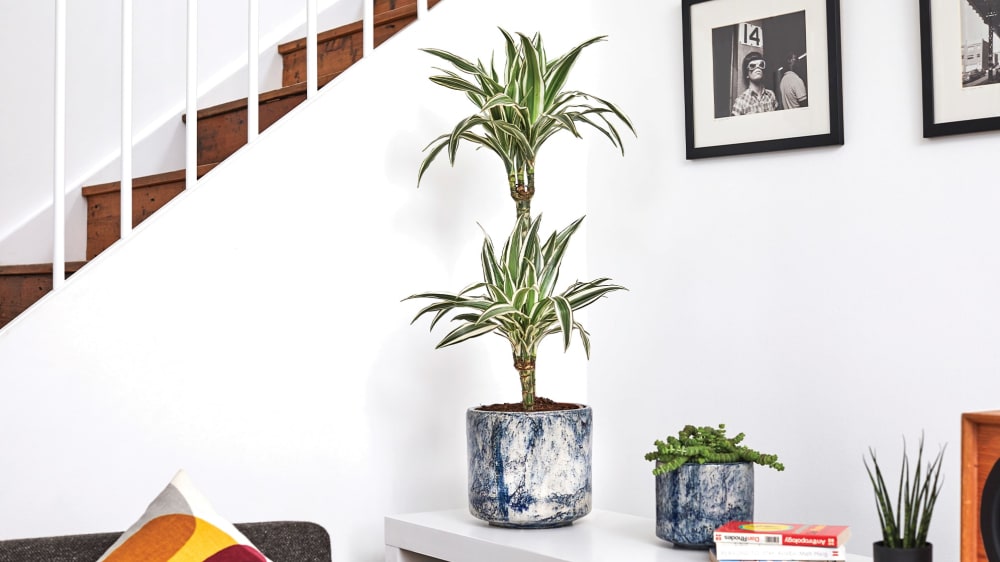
[682,0,844,159]
[920,0,1000,138]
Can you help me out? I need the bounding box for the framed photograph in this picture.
[920,0,1000,138]
[682,0,844,159]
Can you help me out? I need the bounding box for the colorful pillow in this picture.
[98,470,271,562]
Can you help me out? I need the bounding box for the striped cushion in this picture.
[97,470,270,562]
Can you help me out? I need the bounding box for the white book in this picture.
[714,541,848,561]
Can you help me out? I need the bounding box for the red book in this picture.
[713,521,851,548]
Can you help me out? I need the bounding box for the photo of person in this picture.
[732,51,778,115]
[711,11,808,118]
[780,51,808,108]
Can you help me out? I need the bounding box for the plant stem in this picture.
[514,355,536,410]
[512,182,533,224]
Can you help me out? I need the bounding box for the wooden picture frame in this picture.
[920,0,1000,138]
[962,411,1000,562]
[681,0,844,159]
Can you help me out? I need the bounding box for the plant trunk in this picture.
[514,355,536,410]
[510,165,534,224]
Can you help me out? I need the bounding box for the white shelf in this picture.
[384,508,874,562]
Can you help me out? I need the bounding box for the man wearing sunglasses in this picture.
[731,51,778,116]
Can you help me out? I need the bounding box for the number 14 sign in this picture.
[739,22,762,48]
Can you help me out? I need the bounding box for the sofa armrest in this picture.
[237,521,332,562]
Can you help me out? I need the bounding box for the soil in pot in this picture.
[476,396,582,412]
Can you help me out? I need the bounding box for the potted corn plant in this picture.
[407,213,623,527]
[408,28,634,528]
[644,424,785,548]
[864,433,946,562]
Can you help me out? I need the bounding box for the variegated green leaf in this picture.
[437,322,500,348]
[565,284,627,309]
[478,303,521,324]
[421,47,481,74]
[428,75,486,97]
[574,320,592,359]
[553,295,573,351]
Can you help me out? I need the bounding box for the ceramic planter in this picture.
[655,461,754,548]
[873,541,933,562]
[466,405,592,528]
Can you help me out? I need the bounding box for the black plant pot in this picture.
[873,541,932,562]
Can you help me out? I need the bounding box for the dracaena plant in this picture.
[417,28,635,223]
[405,214,625,411]
[864,433,946,549]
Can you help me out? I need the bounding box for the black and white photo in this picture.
[712,11,808,118]
[921,0,1000,137]
[682,0,843,159]
[960,0,999,88]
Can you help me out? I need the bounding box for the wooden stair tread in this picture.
[278,3,426,55]
[0,262,87,276]
[82,163,218,197]
[184,74,339,122]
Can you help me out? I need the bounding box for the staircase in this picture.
[0,0,439,330]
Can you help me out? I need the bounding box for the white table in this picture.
[384,508,874,562]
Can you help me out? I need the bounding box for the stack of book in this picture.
[709,521,851,562]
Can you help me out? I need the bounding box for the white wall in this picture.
[0,0,997,560]
[587,1,1000,560]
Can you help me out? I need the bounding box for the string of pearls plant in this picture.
[645,423,785,475]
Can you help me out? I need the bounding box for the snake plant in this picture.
[417,28,635,223]
[405,214,625,411]
[864,433,945,549]
[645,424,785,475]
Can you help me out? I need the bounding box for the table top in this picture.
[384,508,874,562]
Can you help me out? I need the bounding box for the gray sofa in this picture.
[0,520,331,562]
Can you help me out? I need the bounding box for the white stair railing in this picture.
[307,0,318,98]
[121,0,133,241]
[185,0,198,192]
[363,0,374,56]
[53,0,66,290]
[248,0,260,143]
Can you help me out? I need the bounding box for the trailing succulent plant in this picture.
[644,424,785,476]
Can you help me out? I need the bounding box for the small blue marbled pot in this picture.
[655,461,754,548]
[466,405,592,528]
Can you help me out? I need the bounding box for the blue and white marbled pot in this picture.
[466,405,592,528]
[655,461,754,548]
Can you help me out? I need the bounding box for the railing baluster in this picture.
[307,0,317,98]
[53,0,66,291]
[121,0,133,240]
[248,0,259,142]
[186,0,198,189]
[417,0,427,19]
[363,0,374,57]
